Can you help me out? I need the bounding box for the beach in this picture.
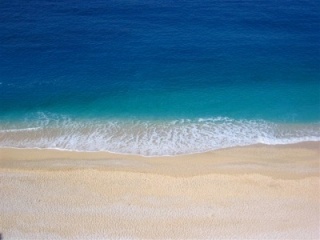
[1,142,319,239]
[1,0,320,239]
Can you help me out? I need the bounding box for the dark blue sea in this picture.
[0,0,319,155]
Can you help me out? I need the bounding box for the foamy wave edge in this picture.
[0,115,319,156]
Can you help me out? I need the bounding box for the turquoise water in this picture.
[0,0,319,155]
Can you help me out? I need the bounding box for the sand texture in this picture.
[0,142,319,239]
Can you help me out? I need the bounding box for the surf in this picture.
[0,114,319,156]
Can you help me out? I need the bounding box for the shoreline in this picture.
[1,142,319,239]
[0,139,320,157]
[1,117,319,156]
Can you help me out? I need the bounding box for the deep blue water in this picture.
[0,0,319,155]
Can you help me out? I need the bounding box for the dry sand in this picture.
[0,142,319,239]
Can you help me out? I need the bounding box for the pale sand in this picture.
[0,142,319,239]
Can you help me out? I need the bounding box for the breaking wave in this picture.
[0,113,319,156]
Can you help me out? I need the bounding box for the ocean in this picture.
[0,0,319,155]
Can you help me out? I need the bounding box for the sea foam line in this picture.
[0,127,42,133]
[0,117,319,156]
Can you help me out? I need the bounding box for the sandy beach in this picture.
[0,142,319,239]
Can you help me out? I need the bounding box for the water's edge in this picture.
[1,114,319,156]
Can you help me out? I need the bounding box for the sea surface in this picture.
[0,0,319,155]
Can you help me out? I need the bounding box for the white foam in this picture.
[0,127,41,133]
[0,114,319,156]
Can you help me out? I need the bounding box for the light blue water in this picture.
[0,0,319,155]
